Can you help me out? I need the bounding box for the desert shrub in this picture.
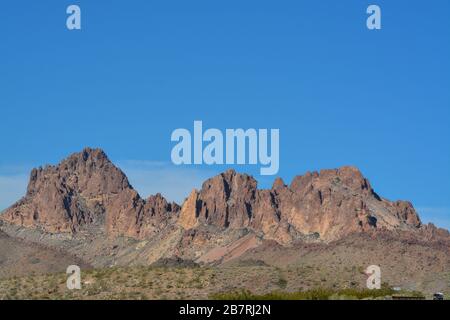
[210,287,398,300]
[276,277,288,289]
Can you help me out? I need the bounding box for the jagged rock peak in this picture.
[27,147,132,198]
[272,177,286,190]
[0,148,180,237]
[179,166,424,243]
[290,166,372,193]
[0,148,436,245]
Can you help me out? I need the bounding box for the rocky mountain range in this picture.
[1,148,449,294]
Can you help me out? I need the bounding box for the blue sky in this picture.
[0,0,449,229]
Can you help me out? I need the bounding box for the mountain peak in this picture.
[0,149,439,245]
[1,148,179,237]
[272,177,286,190]
[80,146,108,160]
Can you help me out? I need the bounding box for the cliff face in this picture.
[1,148,179,238]
[1,148,446,246]
[177,167,423,243]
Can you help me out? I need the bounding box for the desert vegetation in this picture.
[0,265,433,300]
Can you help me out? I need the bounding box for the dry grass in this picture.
[0,265,435,300]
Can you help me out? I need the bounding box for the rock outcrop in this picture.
[178,190,200,230]
[1,148,178,238]
[1,148,447,247]
[178,167,424,243]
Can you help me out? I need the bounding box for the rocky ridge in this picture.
[0,148,449,266]
[0,148,179,239]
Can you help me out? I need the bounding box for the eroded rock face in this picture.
[178,190,199,230]
[1,148,178,238]
[417,223,450,242]
[196,170,257,229]
[1,148,445,247]
[179,167,425,243]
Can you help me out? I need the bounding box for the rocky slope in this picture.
[178,166,425,245]
[0,148,179,239]
[0,228,90,279]
[0,148,449,270]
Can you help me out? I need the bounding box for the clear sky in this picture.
[0,0,449,229]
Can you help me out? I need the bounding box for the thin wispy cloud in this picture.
[0,164,36,211]
[117,160,216,204]
[416,207,450,231]
[0,161,216,211]
[0,174,29,211]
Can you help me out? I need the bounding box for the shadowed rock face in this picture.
[0,148,446,246]
[179,167,424,243]
[1,148,179,238]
